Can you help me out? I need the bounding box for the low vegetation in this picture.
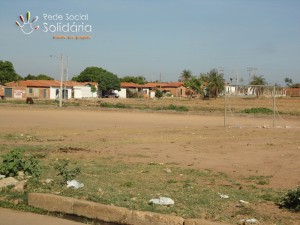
[279,187,300,212]
[0,146,298,224]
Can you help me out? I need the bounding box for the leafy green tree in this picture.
[24,74,54,80]
[98,72,120,92]
[72,67,100,82]
[184,76,203,98]
[250,75,267,97]
[205,69,225,98]
[120,76,147,84]
[74,66,120,92]
[0,61,22,84]
[179,69,192,82]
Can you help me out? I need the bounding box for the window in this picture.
[29,88,33,94]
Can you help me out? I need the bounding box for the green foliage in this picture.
[184,76,203,97]
[279,187,300,212]
[0,60,22,84]
[73,66,120,91]
[24,74,54,80]
[53,159,81,184]
[120,76,147,84]
[155,104,189,112]
[250,75,267,97]
[0,148,41,178]
[241,107,273,114]
[155,90,163,98]
[179,69,192,82]
[100,102,131,109]
[205,69,225,98]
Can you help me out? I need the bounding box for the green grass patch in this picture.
[0,146,290,224]
[154,104,189,112]
[241,107,273,114]
[100,102,132,109]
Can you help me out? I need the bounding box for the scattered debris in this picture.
[42,178,54,184]
[67,180,84,189]
[239,200,250,205]
[165,168,172,173]
[149,197,174,206]
[240,218,258,224]
[218,193,229,199]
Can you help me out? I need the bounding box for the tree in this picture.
[205,69,225,98]
[120,76,147,84]
[0,61,22,84]
[250,75,267,97]
[98,72,120,92]
[74,66,120,93]
[284,77,293,87]
[179,69,192,82]
[24,74,54,80]
[72,67,101,82]
[184,76,203,98]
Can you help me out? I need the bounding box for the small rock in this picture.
[44,178,54,184]
[0,177,18,189]
[218,193,229,199]
[17,171,25,180]
[165,168,172,173]
[239,200,250,205]
[13,180,27,193]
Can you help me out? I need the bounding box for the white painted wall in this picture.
[115,88,127,98]
[74,86,97,99]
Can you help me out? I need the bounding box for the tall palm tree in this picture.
[206,69,225,98]
[250,75,267,97]
[180,69,192,82]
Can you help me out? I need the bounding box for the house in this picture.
[4,80,99,100]
[5,80,73,100]
[64,81,98,98]
[284,87,300,97]
[119,82,188,98]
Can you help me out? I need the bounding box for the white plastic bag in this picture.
[149,197,174,206]
[67,180,84,189]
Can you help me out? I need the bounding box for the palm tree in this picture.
[206,69,225,98]
[180,69,192,82]
[250,75,267,97]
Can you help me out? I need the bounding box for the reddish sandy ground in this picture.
[0,106,299,189]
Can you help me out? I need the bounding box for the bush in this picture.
[155,104,189,112]
[155,90,163,98]
[241,107,273,114]
[0,148,41,178]
[279,187,300,212]
[54,159,81,184]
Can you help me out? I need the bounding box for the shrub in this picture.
[155,104,189,112]
[53,159,81,184]
[0,148,41,178]
[241,107,273,114]
[279,187,300,212]
[155,90,163,98]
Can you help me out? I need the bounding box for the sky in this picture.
[0,0,300,85]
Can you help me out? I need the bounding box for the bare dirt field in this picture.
[0,99,299,224]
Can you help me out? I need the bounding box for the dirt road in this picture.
[0,106,299,189]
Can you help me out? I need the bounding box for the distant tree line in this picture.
[1,60,299,96]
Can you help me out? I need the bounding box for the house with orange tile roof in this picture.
[119,82,188,98]
[4,80,98,100]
